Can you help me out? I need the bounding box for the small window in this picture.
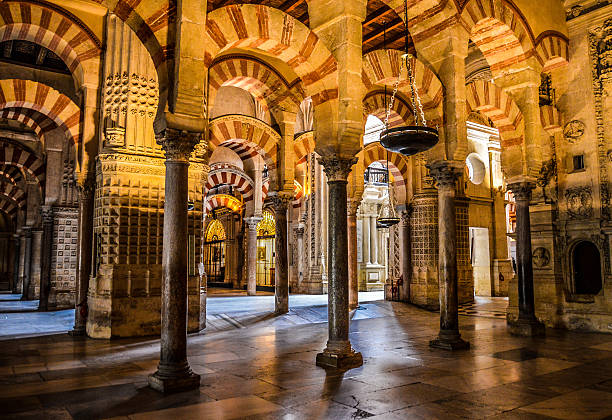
[573,155,585,171]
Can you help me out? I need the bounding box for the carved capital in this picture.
[244,216,262,230]
[269,192,292,212]
[318,155,357,182]
[507,181,535,202]
[427,161,462,189]
[156,128,202,162]
[347,199,360,216]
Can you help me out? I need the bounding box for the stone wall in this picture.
[48,207,78,309]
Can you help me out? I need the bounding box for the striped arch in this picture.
[0,79,80,145]
[204,5,338,108]
[535,32,570,71]
[205,168,255,202]
[461,0,535,76]
[209,55,305,116]
[205,194,242,213]
[0,107,58,139]
[102,0,171,69]
[466,80,524,147]
[0,196,18,216]
[293,131,314,166]
[0,182,25,207]
[0,1,102,85]
[0,163,23,185]
[403,0,460,45]
[0,142,44,185]
[209,115,279,167]
[362,49,443,121]
[359,142,409,205]
[540,104,564,135]
[363,90,413,129]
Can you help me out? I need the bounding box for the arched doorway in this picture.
[204,219,226,285]
[572,241,603,295]
[256,210,275,289]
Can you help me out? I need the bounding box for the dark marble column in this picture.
[347,201,359,310]
[244,217,260,296]
[148,128,200,393]
[316,155,363,369]
[21,227,32,300]
[428,162,469,351]
[70,180,95,334]
[400,210,411,302]
[507,182,545,336]
[38,206,54,311]
[271,194,291,314]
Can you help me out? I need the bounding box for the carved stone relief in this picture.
[563,120,586,143]
[532,247,551,268]
[565,186,594,219]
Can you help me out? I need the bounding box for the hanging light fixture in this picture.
[379,0,439,156]
[376,22,401,230]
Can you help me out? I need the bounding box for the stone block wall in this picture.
[49,207,78,309]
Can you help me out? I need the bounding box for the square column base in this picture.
[148,371,200,393]
[429,336,470,351]
[316,350,363,370]
[507,317,545,337]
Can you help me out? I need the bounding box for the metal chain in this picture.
[406,55,427,126]
[384,58,404,129]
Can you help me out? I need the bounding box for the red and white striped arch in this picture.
[204,194,242,213]
[363,91,413,129]
[535,32,570,72]
[204,168,255,203]
[466,80,524,148]
[0,182,25,208]
[0,142,44,185]
[0,1,102,85]
[293,131,314,166]
[204,5,338,108]
[359,142,410,205]
[362,49,443,121]
[209,115,279,168]
[0,163,23,185]
[0,79,80,145]
[540,104,564,135]
[209,55,304,116]
[0,107,57,139]
[0,196,18,217]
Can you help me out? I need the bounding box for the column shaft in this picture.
[348,210,358,309]
[245,219,259,296]
[148,129,200,393]
[316,156,362,369]
[429,162,469,350]
[72,183,94,333]
[39,208,54,311]
[362,212,370,264]
[370,216,377,264]
[21,228,32,300]
[273,195,289,314]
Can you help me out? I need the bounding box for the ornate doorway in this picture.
[204,219,226,285]
[256,210,275,288]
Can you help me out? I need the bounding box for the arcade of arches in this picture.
[2,0,612,414]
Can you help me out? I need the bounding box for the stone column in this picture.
[428,162,469,350]
[316,155,363,369]
[370,215,377,264]
[29,230,42,300]
[244,217,260,296]
[38,206,54,311]
[70,180,95,334]
[21,227,33,300]
[295,224,305,291]
[348,201,359,309]
[507,182,545,336]
[362,211,370,265]
[10,235,18,292]
[271,193,291,314]
[17,233,25,294]
[148,128,200,393]
[400,210,411,302]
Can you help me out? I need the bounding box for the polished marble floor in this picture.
[1,300,612,419]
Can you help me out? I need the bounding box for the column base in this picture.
[429,330,470,351]
[148,369,200,393]
[68,326,86,336]
[507,317,545,337]
[316,348,363,369]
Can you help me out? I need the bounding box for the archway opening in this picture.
[256,210,276,290]
[204,219,227,286]
[572,241,603,295]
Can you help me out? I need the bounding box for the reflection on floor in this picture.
[0,294,75,340]
[458,296,509,319]
[1,300,612,419]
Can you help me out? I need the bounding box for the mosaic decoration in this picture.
[206,219,226,242]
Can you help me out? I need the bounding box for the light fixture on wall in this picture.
[379,0,439,156]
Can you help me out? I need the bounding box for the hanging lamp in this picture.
[376,22,401,230]
[379,0,439,156]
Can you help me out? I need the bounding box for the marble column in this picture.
[71,180,95,334]
[428,162,469,350]
[316,155,363,369]
[9,235,18,292]
[148,129,200,393]
[29,230,42,300]
[370,215,377,265]
[400,210,411,302]
[17,233,25,294]
[362,211,370,265]
[39,206,54,311]
[348,201,359,309]
[21,227,32,300]
[507,182,545,336]
[272,194,290,314]
[244,217,260,296]
[295,224,305,291]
